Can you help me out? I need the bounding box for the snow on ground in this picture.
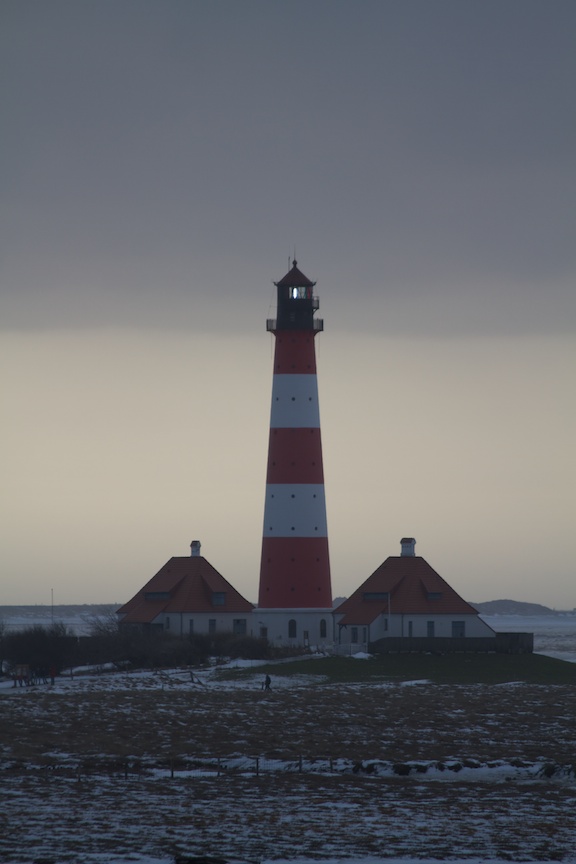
[2,613,576,862]
[2,661,576,864]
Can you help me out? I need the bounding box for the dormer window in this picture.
[212,592,226,606]
[427,592,442,601]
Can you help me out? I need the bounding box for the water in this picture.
[0,604,117,636]
[480,613,576,663]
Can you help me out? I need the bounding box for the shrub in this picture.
[3,622,79,675]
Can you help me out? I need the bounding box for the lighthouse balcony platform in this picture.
[266,317,324,333]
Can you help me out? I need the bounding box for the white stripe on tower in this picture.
[269,375,321,428]
[262,485,328,536]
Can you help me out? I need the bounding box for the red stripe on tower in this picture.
[258,260,332,608]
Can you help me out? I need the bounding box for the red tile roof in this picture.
[117,556,254,624]
[334,555,479,626]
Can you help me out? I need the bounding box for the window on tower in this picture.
[290,286,310,300]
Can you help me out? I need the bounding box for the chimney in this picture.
[400,537,416,557]
[190,540,201,557]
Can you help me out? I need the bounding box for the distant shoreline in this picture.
[0,604,119,610]
[2,601,575,616]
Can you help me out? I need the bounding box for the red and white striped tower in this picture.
[257,260,332,641]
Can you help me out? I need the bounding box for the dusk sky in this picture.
[2,1,575,609]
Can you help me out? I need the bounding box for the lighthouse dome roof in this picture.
[274,259,316,289]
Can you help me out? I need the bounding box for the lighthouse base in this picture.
[254,608,334,650]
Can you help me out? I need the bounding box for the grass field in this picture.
[1,654,576,863]
[228,651,576,685]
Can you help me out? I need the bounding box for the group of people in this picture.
[11,664,57,687]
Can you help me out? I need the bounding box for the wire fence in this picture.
[3,754,572,781]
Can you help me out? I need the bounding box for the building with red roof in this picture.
[117,541,254,636]
[333,538,495,650]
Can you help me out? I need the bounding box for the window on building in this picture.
[427,621,435,637]
[208,619,216,634]
[383,617,389,631]
[288,619,297,639]
[320,619,327,638]
[259,626,268,640]
[452,621,466,638]
[427,592,442,601]
[165,617,170,630]
[408,621,413,637]
[189,620,194,634]
[351,627,358,642]
[212,592,226,606]
[233,619,247,635]
[363,592,389,601]
[145,591,170,601]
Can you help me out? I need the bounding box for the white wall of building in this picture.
[336,612,495,645]
[254,608,334,649]
[153,609,335,647]
[154,611,252,637]
[155,608,494,647]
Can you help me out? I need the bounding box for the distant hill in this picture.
[333,597,566,616]
[471,599,557,616]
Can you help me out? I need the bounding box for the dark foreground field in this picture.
[1,656,576,863]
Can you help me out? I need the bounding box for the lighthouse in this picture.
[257,260,333,646]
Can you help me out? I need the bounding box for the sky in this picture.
[1,0,575,609]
